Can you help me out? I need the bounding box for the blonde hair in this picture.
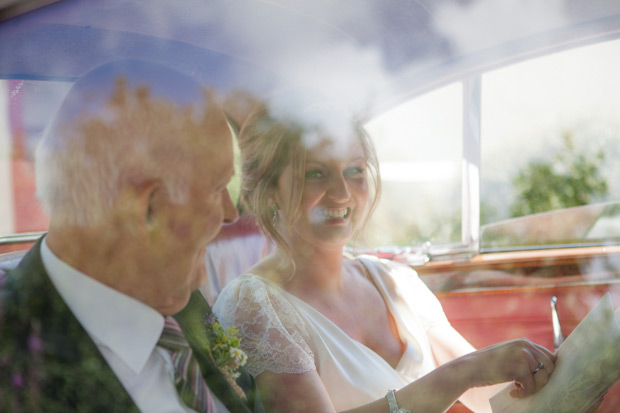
[238,103,381,257]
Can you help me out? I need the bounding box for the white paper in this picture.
[490,293,620,412]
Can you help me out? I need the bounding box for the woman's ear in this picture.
[267,187,282,207]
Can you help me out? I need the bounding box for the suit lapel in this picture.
[2,238,138,412]
[3,240,263,412]
[175,291,264,413]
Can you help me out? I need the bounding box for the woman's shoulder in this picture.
[215,272,281,306]
[225,272,271,288]
[349,255,434,303]
[354,254,418,277]
[213,271,301,325]
[212,274,315,378]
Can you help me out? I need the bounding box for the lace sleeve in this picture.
[212,275,315,377]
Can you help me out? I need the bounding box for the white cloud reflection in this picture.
[3,0,620,242]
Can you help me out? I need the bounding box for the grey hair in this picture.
[35,60,222,227]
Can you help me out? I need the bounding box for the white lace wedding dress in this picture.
[213,255,451,411]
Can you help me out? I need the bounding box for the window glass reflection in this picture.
[0,80,71,235]
[481,38,620,249]
[364,82,462,247]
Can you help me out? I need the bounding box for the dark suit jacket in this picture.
[0,238,263,413]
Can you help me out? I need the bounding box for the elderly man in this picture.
[0,60,262,412]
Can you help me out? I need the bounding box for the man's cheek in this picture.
[170,221,192,239]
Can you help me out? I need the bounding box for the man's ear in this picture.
[134,180,163,224]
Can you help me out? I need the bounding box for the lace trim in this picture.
[213,275,315,377]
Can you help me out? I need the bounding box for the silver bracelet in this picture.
[385,389,411,413]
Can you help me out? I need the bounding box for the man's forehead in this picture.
[197,130,234,174]
[57,60,209,126]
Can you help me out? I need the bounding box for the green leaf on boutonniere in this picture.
[204,313,248,398]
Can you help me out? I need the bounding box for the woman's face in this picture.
[275,133,369,250]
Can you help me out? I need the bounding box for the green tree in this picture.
[510,133,607,217]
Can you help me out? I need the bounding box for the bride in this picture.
[213,103,555,413]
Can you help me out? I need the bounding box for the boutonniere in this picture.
[204,313,248,399]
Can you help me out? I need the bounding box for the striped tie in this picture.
[158,316,216,412]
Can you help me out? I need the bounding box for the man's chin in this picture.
[194,262,208,289]
[192,248,208,285]
[159,291,193,316]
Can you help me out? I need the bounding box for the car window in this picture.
[0,79,71,236]
[480,38,620,251]
[3,2,620,411]
[354,36,620,261]
[364,82,463,248]
[2,1,620,261]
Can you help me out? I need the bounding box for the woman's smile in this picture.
[271,131,372,249]
[314,207,351,221]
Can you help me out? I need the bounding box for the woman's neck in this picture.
[280,241,347,294]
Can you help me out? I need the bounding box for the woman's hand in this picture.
[464,338,556,398]
[359,338,557,413]
[254,337,556,413]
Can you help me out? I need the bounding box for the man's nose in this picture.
[222,189,239,224]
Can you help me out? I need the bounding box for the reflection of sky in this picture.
[369,37,620,182]
[2,0,620,242]
[363,34,620,243]
[22,81,71,159]
[482,39,620,179]
[380,161,457,182]
[481,38,620,219]
[3,0,619,115]
[365,82,462,166]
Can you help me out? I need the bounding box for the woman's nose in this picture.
[326,174,350,201]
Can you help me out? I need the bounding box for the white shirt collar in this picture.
[41,238,164,374]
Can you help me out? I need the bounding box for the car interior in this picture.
[2,1,620,411]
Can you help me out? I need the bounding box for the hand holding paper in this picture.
[490,293,620,412]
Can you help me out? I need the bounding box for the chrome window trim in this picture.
[481,241,620,254]
[0,231,45,244]
[461,76,481,253]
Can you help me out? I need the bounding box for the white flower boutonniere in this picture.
[204,313,248,399]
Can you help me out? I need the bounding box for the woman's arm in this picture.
[361,338,555,413]
[255,338,556,413]
[427,325,511,412]
[257,369,337,413]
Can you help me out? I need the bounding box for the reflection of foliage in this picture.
[480,201,499,226]
[363,181,463,248]
[422,209,461,246]
[510,133,607,217]
[605,202,620,216]
[368,212,460,247]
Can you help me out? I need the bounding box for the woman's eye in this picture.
[305,169,325,179]
[345,166,365,177]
